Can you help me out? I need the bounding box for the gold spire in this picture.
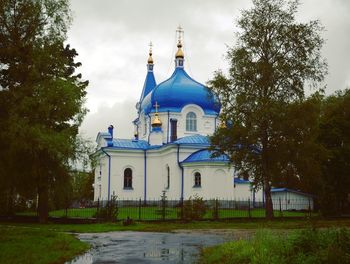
[148,41,153,64]
[175,26,184,59]
[151,102,162,127]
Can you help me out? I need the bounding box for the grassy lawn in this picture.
[2,218,350,233]
[0,225,89,264]
[200,228,350,264]
[17,207,313,220]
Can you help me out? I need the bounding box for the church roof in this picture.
[271,188,314,197]
[234,178,251,184]
[181,149,229,164]
[139,70,156,102]
[102,135,212,150]
[174,134,210,145]
[111,139,149,149]
[140,67,220,115]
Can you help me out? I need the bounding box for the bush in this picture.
[93,195,118,222]
[181,195,207,221]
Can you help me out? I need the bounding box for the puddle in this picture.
[67,231,227,264]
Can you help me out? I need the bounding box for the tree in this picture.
[0,0,88,222]
[318,89,350,215]
[208,0,327,218]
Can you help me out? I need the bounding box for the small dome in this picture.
[141,68,220,115]
[148,52,153,64]
[151,113,162,127]
[175,41,184,58]
[182,149,229,163]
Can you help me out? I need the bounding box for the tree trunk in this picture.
[264,181,274,219]
[38,177,49,223]
[261,126,274,219]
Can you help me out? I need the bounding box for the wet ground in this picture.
[67,230,236,264]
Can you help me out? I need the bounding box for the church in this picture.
[93,30,263,202]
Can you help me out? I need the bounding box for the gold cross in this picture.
[176,25,183,41]
[149,41,153,53]
[153,101,160,112]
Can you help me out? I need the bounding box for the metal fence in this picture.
[16,197,316,221]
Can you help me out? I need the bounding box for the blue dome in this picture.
[141,68,220,115]
[182,149,229,164]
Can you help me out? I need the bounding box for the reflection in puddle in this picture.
[67,231,226,264]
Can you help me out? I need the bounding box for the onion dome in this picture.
[151,113,162,127]
[140,67,220,115]
[139,28,220,116]
[139,42,157,104]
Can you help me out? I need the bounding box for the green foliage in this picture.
[94,195,119,222]
[181,195,207,221]
[0,0,88,222]
[200,228,350,264]
[155,190,172,220]
[318,89,350,215]
[208,0,327,218]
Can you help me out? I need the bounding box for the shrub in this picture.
[93,195,118,222]
[181,194,207,221]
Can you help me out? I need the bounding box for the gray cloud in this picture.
[70,0,350,144]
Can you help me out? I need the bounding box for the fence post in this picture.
[248,198,251,218]
[96,199,100,222]
[180,198,184,220]
[308,198,311,218]
[139,198,141,220]
[279,197,282,217]
[217,198,219,220]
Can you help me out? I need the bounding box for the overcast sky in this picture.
[67,0,350,143]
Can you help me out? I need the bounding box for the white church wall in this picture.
[183,164,234,200]
[93,155,109,201]
[109,152,144,200]
[137,104,217,144]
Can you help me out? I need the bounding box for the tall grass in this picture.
[201,228,350,264]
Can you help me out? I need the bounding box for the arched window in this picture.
[194,172,201,187]
[124,168,133,189]
[166,165,170,189]
[186,112,197,131]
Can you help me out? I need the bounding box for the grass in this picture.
[200,228,350,264]
[2,218,350,233]
[18,207,313,220]
[0,225,89,264]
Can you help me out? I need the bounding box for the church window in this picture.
[166,165,170,189]
[186,112,197,131]
[194,172,201,187]
[124,168,133,189]
[170,119,177,142]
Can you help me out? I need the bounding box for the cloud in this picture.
[69,0,350,143]
[79,99,136,144]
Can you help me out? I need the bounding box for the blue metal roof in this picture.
[182,149,229,163]
[271,188,313,197]
[234,178,251,184]
[139,70,156,102]
[110,139,149,149]
[140,68,220,115]
[102,135,210,150]
[174,134,210,145]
